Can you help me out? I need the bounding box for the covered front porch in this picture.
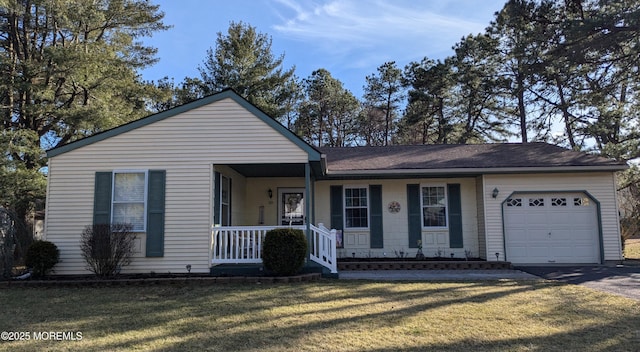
[210,224,337,274]
[210,159,337,274]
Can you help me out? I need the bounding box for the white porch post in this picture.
[305,162,312,259]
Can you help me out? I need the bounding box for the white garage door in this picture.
[504,193,600,264]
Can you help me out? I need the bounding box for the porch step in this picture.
[337,261,512,271]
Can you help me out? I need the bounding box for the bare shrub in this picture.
[80,223,137,277]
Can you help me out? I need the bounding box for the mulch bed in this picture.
[338,257,483,262]
[0,272,322,288]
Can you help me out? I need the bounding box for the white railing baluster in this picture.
[211,224,337,273]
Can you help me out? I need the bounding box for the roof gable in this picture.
[47,89,321,161]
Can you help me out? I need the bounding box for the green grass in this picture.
[625,239,640,259]
[0,280,639,351]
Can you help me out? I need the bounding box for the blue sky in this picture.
[139,0,507,98]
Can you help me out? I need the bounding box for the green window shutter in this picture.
[146,170,166,257]
[447,183,463,248]
[214,171,220,226]
[370,185,383,248]
[330,185,343,231]
[93,172,112,225]
[407,184,421,248]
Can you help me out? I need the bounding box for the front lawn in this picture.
[0,280,638,351]
[625,238,640,259]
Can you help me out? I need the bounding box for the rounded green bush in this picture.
[25,240,60,277]
[262,228,308,276]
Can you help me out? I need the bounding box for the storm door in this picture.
[278,188,305,225]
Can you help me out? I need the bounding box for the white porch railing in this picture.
[309,223,337,274]
[210,224,337,274]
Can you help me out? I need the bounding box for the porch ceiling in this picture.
[229,163,306,177]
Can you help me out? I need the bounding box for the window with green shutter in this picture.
[421,185,447,228]
[112,171,147,232]
[369,185,383,248]
[344,186,369,229]
[93,170,166,257]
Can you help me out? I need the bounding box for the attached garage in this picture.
[503,192,601,264]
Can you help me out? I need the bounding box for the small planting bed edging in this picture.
[0,272,321,288]
[338,261,512,271]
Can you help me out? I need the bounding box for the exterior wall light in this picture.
[268,188,273,199]
[492,187,499,199]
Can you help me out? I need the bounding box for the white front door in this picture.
[278,188,305,225]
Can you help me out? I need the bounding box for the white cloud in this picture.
[268,0,504,73]
[272,0,492,48]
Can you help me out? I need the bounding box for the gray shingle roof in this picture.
[318,143,626,173]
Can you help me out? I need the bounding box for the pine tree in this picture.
[361,61,404,146]
[0,0,167,230]
[198,21,295,120]
[296,69,359,147]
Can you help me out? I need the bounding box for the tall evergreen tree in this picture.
[295,69,359,147]
[361,61,404,145]
[400,58,454,144]
[449,34,508,143]
[277,75,303,130]
[487,0,546,143]
[0,0,167,230]
[151,76,206,112]
[556,0,640,161]
[198,21,295,120]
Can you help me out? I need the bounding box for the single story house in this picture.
[44,89,628,275]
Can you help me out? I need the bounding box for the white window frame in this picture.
[420,184,448,229]
[344,185,369,230]
[220,174,231,226]
[111,170,148,232]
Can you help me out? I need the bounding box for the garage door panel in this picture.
[508,246,528,258]
[569,227,598,240]
[569,212,597,225]
[524,213,548,225]
[527,229,551,242]
[553,245,597,263]
[504,193,599,264]
[551,230,579,240]
[504,213,526,226]
[547,212,573,226]
[527,245,549,259]
[549,245,575,258]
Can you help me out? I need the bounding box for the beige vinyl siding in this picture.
[45,98,310,275]
[315,178,479,259]
[483,172,623,262]
[476,176,487,259]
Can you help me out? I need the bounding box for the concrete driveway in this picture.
[516,265,640,301]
